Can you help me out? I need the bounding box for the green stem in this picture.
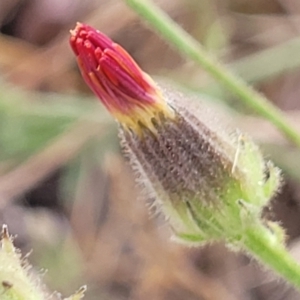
[125,0,300,148]
[243,225,300,289]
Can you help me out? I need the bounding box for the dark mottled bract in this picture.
[121,107,233,204]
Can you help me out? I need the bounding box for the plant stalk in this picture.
[125,0,300,148]
[242,225,300,289]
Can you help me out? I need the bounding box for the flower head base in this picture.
[70,23,174,134]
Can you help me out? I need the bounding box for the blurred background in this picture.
[1,0,300,299]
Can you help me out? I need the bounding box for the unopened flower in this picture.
[70,23,281,244]
[70,22,174,135]
[0,225,86,300]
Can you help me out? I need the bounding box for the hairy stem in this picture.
[242,225,300,289]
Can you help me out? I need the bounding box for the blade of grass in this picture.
[231,37,300,84]
[201,36,300,97]
[125,0,300,148]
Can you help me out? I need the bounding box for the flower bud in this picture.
[0,225,87,300]
[70,23,281,244]
[0,225,46,300]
